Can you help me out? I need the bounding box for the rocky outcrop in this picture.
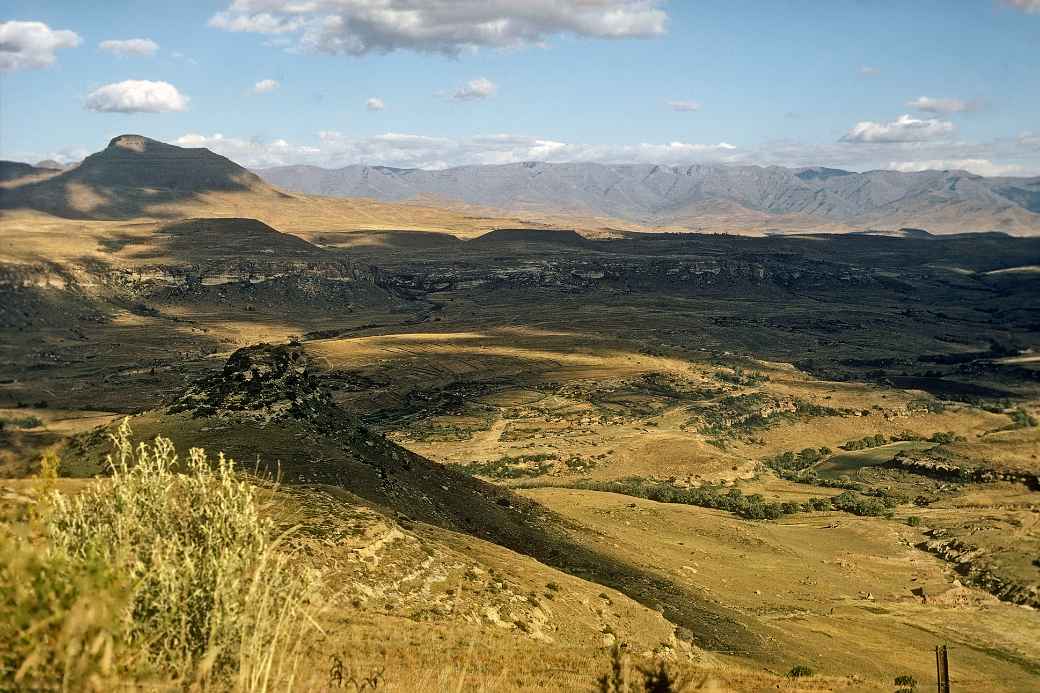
[168,343,344,426]
[920,529,1040,608]
[884,455,1040,490]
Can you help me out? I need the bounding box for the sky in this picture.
[2,0,1039,175]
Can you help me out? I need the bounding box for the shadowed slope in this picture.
[65,343,766,658]
[0,135,288,219]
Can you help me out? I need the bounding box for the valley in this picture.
[1,135,1038,691]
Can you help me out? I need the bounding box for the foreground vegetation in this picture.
[0,420,319,692]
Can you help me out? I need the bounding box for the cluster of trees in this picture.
[765,446,832,473]
[829,490,892,517]
[840,434,888,451]
[571,477,899,520]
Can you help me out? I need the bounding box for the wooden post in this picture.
[935,645,951,693]
[935,646,941,693]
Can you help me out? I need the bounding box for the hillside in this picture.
[256,161,1040,235]
[0,136,631,239]
[0,160,64,186]
[0,134,287,219]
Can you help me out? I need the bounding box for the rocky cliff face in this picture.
[920,529,1040,608]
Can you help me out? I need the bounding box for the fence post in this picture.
[935,645,951,693]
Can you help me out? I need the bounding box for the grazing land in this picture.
[1,136,1038,691]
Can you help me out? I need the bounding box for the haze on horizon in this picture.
[2,1,1039,177]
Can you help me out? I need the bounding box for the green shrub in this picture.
[0,415,43,431]
[1007,409,1037,429]
[906,516,922,527]
[786,664,814,678]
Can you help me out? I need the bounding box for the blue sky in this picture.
[2,1,1039,175]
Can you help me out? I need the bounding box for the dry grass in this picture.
[1,419,321,692]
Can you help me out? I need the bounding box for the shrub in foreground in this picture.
[2,419,320,691]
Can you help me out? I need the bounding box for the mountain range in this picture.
[256,161,1040,235]
[2,135,1039,235]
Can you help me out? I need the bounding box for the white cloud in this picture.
[1002,1,1040,13]
[668,100,701,112]
[887,159,1024,177]
[208,11,302,34]
[176,133,321,168]
[253,78,279,93]
[452,77,497,101]
[99,38,159,57]
[170,130,737,170]
[366,97,385,111]
[841,114,955,143]
[208,1,667,55]
[0,20,81,71]
[859,66,880,76]
[906,96,980,114]
[31,130,1036,177]
[84,80,189,113]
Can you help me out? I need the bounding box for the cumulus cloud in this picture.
[99,38,159,57]
[84,80,189,113]
[907,96,980,114]
[1001,0,1040,13]
[859,66,880,76]
[0,20,81,71]
[253,78,279,93]
[208,0,667,55]
[451,77,496,101]
[366,97,385,111]
[176,133,321,168]
[668,100,701,112]
[841,114,955,143]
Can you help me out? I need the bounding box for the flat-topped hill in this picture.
[0,135,286,219]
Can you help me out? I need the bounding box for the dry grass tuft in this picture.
[1,419,321,692]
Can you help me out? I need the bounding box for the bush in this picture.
[830,491,888,517]
[3,419,320,691]
[906,516,922,527]
[0,530,128,691]
[596,644,688,693]
[786,664,814,678]
[0,415,43,431]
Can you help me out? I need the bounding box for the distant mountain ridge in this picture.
[255,161,1040,235]
[3,135,1039,235]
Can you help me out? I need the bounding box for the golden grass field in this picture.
[2,190,1039,691]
